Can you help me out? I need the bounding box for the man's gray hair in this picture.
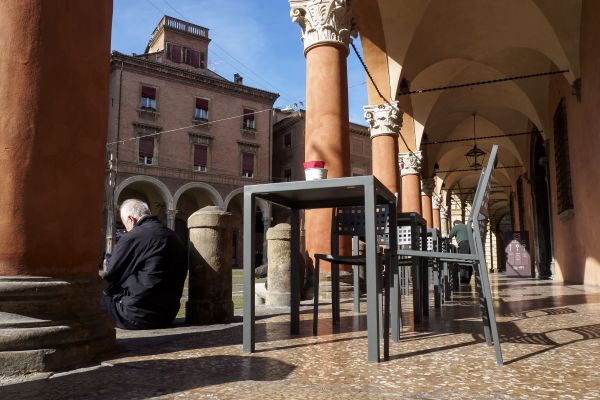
[453,219,463,225]
[120,199,151,221]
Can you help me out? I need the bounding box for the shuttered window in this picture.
[140,86,157,109]
[194,98,209,121]
[194,144,207,169]
[553,99,574,215]
[242,109,256,130]
[139,137,154,164]
[242,152,254,177]
[284,133,291,148]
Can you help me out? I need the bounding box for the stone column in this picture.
[266,224,292,306]
[364,102,402,208]
[421,178,435,228]
[186,207,233,324]
[0,1,115,375]
[440,206,449,236]
[399,151,423,214]
[432,194,442,231]
[262,209,272,266]
[290,0,357,271]
[166,209,177,231]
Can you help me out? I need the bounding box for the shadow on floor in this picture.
[0,355,296,400]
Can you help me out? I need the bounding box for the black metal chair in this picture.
[312,205,392,337]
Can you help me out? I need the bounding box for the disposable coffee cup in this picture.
[303,160,327,180]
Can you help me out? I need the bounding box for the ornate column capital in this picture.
[421,178,435,197]
[398,151,422,177]
[363,102,402,139]
[290,0,358,54]
[440,205,447,216]
[432,194,442,209]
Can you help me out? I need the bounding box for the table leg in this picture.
[242,193,256,353]
[290,209,300,335]
[364,183,380,362]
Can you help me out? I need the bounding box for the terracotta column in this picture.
[364,103,402,207]
[432,195,441,231]
[421,178,435,228]
[0,1,115,375]
[290,0,356,270]
[399,152,423,214]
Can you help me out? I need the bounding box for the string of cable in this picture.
[422,130,541,145]
[106,108,275,146]
[350,41,414,153]
[398,70,569,96]
[436,165,522,173]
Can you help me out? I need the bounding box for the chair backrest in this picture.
[331,205,389,238]
[467,144,498,255]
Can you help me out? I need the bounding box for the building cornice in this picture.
[111,52,279,103]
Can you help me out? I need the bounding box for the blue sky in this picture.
[111,0,368,124]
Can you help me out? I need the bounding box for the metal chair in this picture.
[312,205,392,338]
[396,144,503,365]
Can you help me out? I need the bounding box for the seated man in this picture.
[101,199,187,329]
[448,219,472,283]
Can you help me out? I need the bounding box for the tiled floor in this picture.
[2,275,600,399]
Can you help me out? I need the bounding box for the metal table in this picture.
[242,175,398,362]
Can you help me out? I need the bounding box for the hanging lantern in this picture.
[465,113,486,169]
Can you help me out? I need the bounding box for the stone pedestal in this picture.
[266,224,292,306]
[0,277,115,375]
[186,207,233,324]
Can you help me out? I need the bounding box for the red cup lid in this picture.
[303,160,325,169]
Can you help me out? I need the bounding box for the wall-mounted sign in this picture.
[504,231,532,277]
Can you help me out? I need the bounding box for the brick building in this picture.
[105,16,279,266]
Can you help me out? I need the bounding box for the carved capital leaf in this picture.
[363,102,402,139]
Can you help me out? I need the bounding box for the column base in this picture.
[185,300,234,325]
[0,276,116,376]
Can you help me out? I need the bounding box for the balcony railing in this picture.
[163,16,208,38]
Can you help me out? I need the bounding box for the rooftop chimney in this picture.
[234,73,243,84]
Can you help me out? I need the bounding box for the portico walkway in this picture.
[2,275,599,399]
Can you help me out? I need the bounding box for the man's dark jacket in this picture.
[104,216,187,329]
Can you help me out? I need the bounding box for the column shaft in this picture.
[401,175,422,214]
[304,44,351,269]
[421,194,433,228]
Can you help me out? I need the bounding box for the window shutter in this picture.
[284,133,291,147]
[196,98,209,110]
[141,86,156,99]
[166,43,172,61]
[171,45,182,63]
[200,52,205,68]
[242,152,254,173]
[194,144,207,167]
[243,108,254,122]
[139,137,154,158]
[190,50,200,68]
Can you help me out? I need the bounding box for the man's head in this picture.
[120,199,151,232]
[453,220,464,226]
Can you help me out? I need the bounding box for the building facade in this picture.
[105,16,278,265]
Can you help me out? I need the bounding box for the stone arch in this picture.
[115,175,173,210]
[114,175,173,227]
[172,182,224,242]
[173,182,224,210]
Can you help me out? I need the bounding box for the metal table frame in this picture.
[242,175,398,362]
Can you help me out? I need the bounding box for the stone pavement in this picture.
[1,275,599,399]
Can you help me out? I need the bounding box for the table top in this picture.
[243,176,396,209]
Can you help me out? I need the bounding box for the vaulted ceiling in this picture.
[356,0,582,222]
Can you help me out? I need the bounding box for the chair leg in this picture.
[313,258,320,336]
[332,263,340,326]
[353,264,360,313]
[383,255,390,360]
